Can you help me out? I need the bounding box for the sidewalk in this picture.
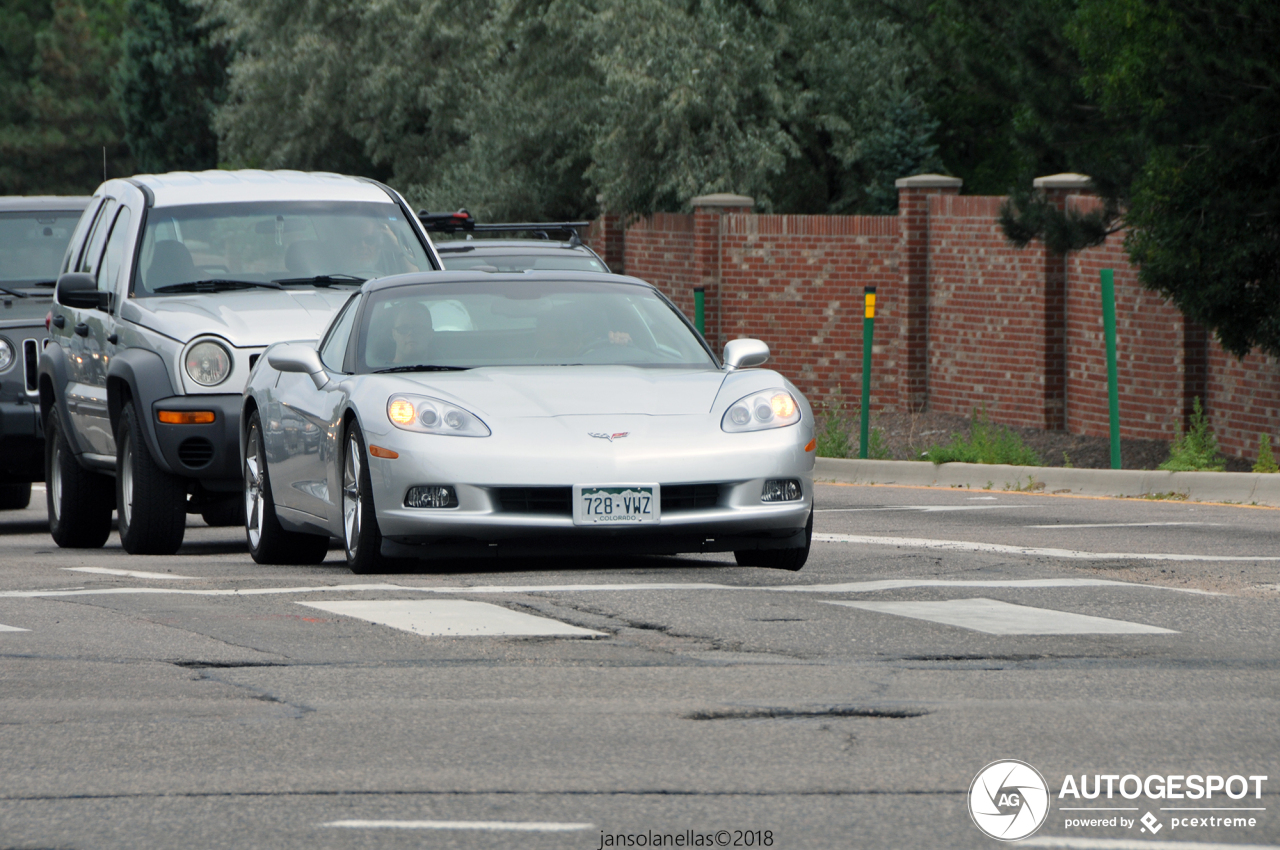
[815,458,1280,508]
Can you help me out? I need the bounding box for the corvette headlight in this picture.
[721,389,801,433]
[0,339,13,372]
[386,393,490,437]
[185,341,232,386]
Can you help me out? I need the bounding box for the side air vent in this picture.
[497,487,572,515]
[177,437,215,468]
[661,484,722,512]
[23,339,38,393]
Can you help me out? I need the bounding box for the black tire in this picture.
[735,509,812,571]
[0,482,31,510]
[244,410,329,565]
[116,403,187,555]
[44,405,113,548]
[200,497,245,527]
[342,420,389,574]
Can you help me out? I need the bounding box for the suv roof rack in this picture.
[418,210,590,244]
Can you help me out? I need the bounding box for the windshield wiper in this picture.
[0,285,30,298]
[153,279,284,293]
[273,274,366,287]
[372,364,471,373]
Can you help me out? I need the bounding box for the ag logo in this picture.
[968,760,1050,841]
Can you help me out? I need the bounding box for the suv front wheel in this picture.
[116,403,188,555]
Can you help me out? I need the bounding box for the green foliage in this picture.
[814,390,889,459]
[1252,434,1278,474]
[1159,397,1226,472]
[924,409,1041,466]
[204,0,942,220]
[113,0,226,173]
[0,0,133,194]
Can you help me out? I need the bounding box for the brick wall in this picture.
[604,178,1280,461]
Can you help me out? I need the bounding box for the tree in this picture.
[999,0,1280,359]
[113,0,226,173]
[0,0,132,195]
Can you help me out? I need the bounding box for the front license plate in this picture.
[573,484,660,525]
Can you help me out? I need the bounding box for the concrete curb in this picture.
[814,458,1280,507]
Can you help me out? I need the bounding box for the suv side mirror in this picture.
[268,343,329,390]
[723,338,770,370]
[55,273,99,309]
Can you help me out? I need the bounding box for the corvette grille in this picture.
[661,484,722,513]
[497,487,572,515]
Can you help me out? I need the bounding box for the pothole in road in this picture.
[686,705,929,721]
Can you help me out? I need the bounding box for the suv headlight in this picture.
[185,340,232,387]
[0,338,13,373]
[387,394,490,437]
[721,388,801,432]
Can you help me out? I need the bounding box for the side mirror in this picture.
[268,344,329,390]
[55,273,99,309]
[723,338,770,370]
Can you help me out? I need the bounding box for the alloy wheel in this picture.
[120,432,134,528]
[244,425,263,549]
[50,439,63,522]
[343,434,362,558]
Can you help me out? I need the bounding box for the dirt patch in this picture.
[847,410,1254,472]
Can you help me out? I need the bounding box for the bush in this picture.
[814,390,890,459]
[1159,397,1225,472]
[1254,434,1278,474]
[923,409,1041,466]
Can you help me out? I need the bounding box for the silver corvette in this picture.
[241,271,816,573]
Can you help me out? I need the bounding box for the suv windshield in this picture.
[439,250,606,273]
[0,210,82,285]
[357,280,714,371]
[133,201,430,297]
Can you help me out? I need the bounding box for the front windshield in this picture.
[0,210,83,284]
[357,280,714,371]
[439,249,606,273]
[133,201,430,296]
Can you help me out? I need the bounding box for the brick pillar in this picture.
[1033,173,1093,431]
[895,174,962,412]
[587,213,626,274]
[690,193,753,353]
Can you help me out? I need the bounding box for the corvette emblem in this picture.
[589,432,629,442]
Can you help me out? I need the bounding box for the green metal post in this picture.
[694,286,705,336]
[859,287,876,459]
[1101,269,1121,469]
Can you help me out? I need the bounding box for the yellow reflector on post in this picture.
[864,292,876,319]
[157,410,215,425]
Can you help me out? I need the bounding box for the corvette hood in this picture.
[122,288,353,346]
[396,366,729,417]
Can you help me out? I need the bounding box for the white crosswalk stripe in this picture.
[829,598,1178,635]
[297,599,605,637]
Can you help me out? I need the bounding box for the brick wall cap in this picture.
[894,174,963,189]
[1033,173,1093,190]
[690,193,754,209]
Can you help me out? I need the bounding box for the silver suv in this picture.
[40,170,441,555]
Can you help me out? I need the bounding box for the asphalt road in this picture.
[0,483,1276,849]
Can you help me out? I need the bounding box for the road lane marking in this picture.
[297,599,605,637]
[815,532,1280,562]
[0,623,29,632]
[64,567,200,580]
[0,578,1214,599]
[1022,839,1277,849]
[829,598,1178,635]
[323,820,593,831]
[816,505,1033,513]
[1024,522,1215,529]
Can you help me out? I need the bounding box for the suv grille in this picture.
[497,487,572,515]
[661,484,721,513]
[177,437,215,468]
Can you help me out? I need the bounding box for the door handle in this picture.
[52,315,65,329]
[74,323,89,337]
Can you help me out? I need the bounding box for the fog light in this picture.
[761,479,802,502]
[404,485,458,508]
